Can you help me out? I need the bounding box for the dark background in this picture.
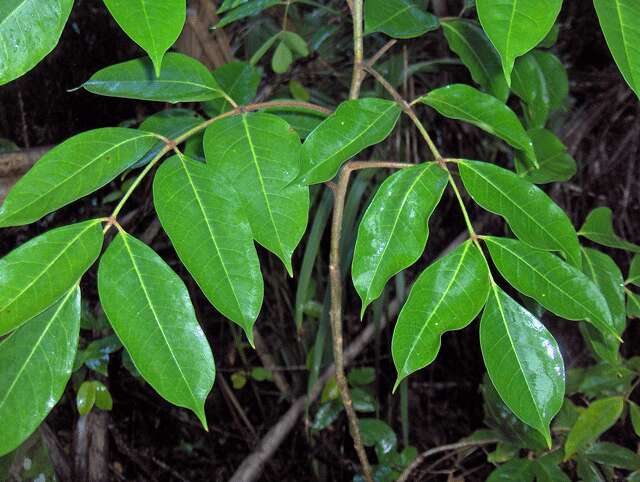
[0,1,638,480]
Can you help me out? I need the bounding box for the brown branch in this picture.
[349,0,365,99]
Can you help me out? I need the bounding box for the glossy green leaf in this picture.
[359,419,397,457]
[512,52,551,127]
[516,128,576,184]
[579,207,640,253]
[217,0,248,14]
[629,401,640,437]
[628,255,640,286]
[581,248,626,352]
[216,0,280,29]
[76,381,96,416]
[98,232,215,427]
[628,291,640,319]
[93,381,113,411]
[480,285,565,446]
[203,112,309,275]
[585,442,640,470]
[153,154,263,343]
[567,363,633,398]
[0,128,155,227]
[458,160,581,266]
[392,241,490,388]
[487,459,535,482]
[0,220,103,335]
[83,53,224,103]
[476,0,562,83]
[441,19,509,102]
[204,61,261,115]
[311,400,343,430]
[140,109,203,140]
[348,367,376,386]
[364,0,439,39]
[531,50,569,111]
[421,85,536,166]
[102,0,185,76]
[564,397,624,460]
[299,98,401,185]
[281,31,309,57]
[0,288,80,456]
[0,0,73,85]
[484,237,618,340]
[593,0,640,98]
[351,388,376,413]
[352,164,447,314]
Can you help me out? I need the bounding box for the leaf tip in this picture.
[194,406,209,431]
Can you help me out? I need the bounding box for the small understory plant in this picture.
[1,0,640,480]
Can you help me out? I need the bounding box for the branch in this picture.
[349,0,365,99]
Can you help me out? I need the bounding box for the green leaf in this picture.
[153,154,263,344]
[216,0,280,29]
[628,255,640,286]
[218,0,249,14]
[299,98,401,185]
[421,85,536,166]
[231,371,247,390]
[539,23,560,48]
[564,397,624,460]
[512,52,551,127]
[93,381,113,411]
[76,381,96,416]
[0,0,73,85]
[629,401,640,437]
[311,400,343,430]
[628,291,640,319]
[0,128,155,227]
[364,0,439,39]
[250,367,272,382]
[272,41,293,74]
[83,53,224,103]
[515,128,576,184]
[531,50,569,111]
[0,220,103,335]
[203,112,309,275]
[351,388,376,412]
[0,288,80,456]
[585,442,640,470]
[204,61,262,115]
[97,232,215,427]
[593,0,640,98]
[441,19,509,102]
[567,363,634,398]
[480,285,565,446]
[359,419,397,457]
[281,31,309,57]
[576,454,607,482]
[487,459,535,482]
[579,207,640,253]
[102,0,185,76]
[476,0,562,83]
[345,368,374,388]
[392,240,490,388]
[484,237,618,340]
[140,109,203,140]
[352,164,447,314]
[458,160,580,266]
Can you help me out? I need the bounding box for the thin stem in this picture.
[349,0,364,99]
[364,65,443,162]
[368,39,397,67]
[446,170,477,240]
[345,160,413,172]
[328,165,374,482]
[282,0,291,30]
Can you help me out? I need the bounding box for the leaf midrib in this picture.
[87,78,218,93]
[399,242,471,376]
[120,233,199,409]
[0,288,75,413]
[0,221,99,312]
[0,0,30,30]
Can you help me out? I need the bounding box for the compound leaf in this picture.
[364,0,439,39]
[83,53,224,103]
[352,164,448,314]
[102,0,185,76]
[153,154,263,344]
[0,288,80,456]
[484,237,618,340]
[98,232,215,427]
[392,241,490,388]
[477,0,562,83]
[0,220,103,335]
[458,160,581,267]
[298,98,401,185]
[421,85,536,166]
[203,112,309,275]
[0,128,156,227]
[480,285,565,446]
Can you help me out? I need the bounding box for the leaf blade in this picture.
[364,0,439,39]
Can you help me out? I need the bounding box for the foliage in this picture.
[0,0,639,480]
